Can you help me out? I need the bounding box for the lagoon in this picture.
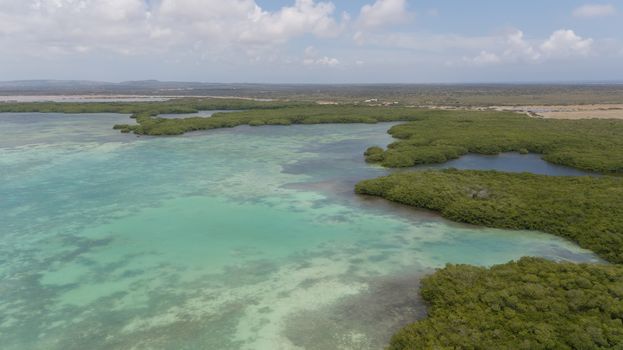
[159,110,241,119]
[416,152,594,176]
[0,114,600,350]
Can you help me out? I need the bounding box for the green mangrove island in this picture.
[388,257,623,349]
[3,97,623,349]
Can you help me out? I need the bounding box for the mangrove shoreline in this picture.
[3,98,623,349]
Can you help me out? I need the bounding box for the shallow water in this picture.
[418,152,593,176]
[159,110,241,119]
[0,114,600,350]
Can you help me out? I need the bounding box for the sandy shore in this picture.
[425,104,623,120]
[490,104,623,120]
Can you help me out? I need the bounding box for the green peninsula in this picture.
[356,169,623,263]
[365,111,623,173]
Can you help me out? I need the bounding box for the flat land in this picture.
[492,104,623,120]
[429,104,623,120]
[2,82,623,106]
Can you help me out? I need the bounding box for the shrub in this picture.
[389,258,623,349]
[356,170,623,263]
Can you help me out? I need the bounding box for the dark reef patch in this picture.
[283,270,428,350]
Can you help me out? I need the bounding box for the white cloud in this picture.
[355,25,597,66]
[458,29,593,66]
[358,0,410,29]
[303,56,340,67]
[0,0,342,58]
[304,46,319,57]
[237,0,340,44]
[540,29,593,57]
[468,51,501,65]
[573,4,617,18]
[0,0,152,55]
[352,32,496,51]
[502,30,542,62]
[0,0,616,80]
[158,0,341,49]
[302,45,339,67]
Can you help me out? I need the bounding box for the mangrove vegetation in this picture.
[388,257,623,349]
[0,98,300,114]
[0,98,429,135]
[365,110,623,173]
[5,97,623,348]
[4,99,623,174]
[357,169,623,349]
[111,105,435,135]
[356,169,623,264]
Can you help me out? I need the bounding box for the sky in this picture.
[0,0,622,83]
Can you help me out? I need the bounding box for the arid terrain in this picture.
[493,104,623,120]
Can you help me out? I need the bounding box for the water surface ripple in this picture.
[0,113,600,350]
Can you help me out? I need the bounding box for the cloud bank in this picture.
[358,0,410,28]
[0,0,342,56]
[0,0,619,82]
[459,29,594,66]
[573,4,617,18]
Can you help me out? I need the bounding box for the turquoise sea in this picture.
[0,113,600,349]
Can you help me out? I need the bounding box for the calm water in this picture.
[159,110,241,119]
[418,152,593,176]
[0,114,600,350]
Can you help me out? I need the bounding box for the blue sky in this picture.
[0,0,621,83]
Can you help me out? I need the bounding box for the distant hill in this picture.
[0,80,269,96]
[0,80,112,88]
